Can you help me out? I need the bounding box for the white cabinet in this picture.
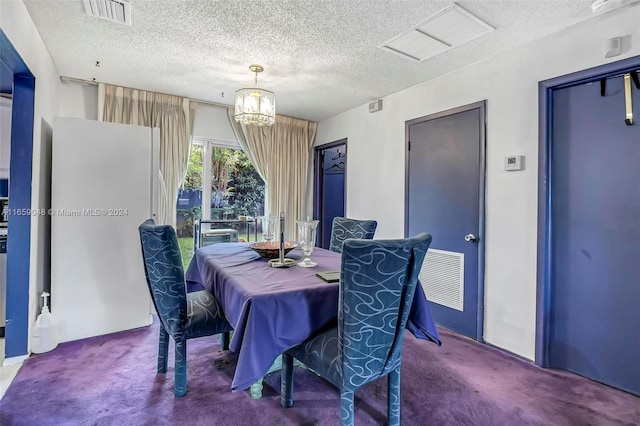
[51,118,159,342]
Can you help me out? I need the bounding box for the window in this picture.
[176,138,265,267]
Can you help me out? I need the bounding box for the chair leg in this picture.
[221,331,230,351]
[280,353,294,408]
[340,389,355,426]
[157,325,169,374]
[388,367,401,426]
[174,340,187,397]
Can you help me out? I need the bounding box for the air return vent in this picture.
[419,248,464,311]
[379,4,493,62]
[83,0,131,26]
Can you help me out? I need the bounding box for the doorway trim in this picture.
[404,101,486,342]
[313,138,347,245]
[535,55,640,366]
[0,29,36,360]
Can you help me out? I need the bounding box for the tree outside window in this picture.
[176,143,265,267]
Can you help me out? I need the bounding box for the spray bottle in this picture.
[31,291,58,354]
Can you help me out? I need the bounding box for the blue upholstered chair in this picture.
[138,219,233,397]
[281,233,432,426]
[329,217,378,253]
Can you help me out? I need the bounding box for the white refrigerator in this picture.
[51,117,160,342]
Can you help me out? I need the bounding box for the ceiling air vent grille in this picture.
[379,4,494,63]
[83,0,131,26]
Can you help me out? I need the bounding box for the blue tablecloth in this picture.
[185,243,441,391]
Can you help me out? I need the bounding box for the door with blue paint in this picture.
[406,102,485,340]
[314,141,346,249]
[550,73,640,396]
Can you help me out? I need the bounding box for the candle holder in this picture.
[268,212,296,268]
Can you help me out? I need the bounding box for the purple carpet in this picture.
[1,322,638,426]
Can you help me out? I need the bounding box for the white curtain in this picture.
[98,83,193,227]
[227,108,267,183]
[228,109,317,240]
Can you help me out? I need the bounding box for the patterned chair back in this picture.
[329,217,378,253]
[138,219,187,340]
[338,233,431,390]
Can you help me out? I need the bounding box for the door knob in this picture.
[464,233,477,242]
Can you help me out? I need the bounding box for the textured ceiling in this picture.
[23,0,604,121]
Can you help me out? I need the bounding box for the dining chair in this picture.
[138,219,233,397]
[328,217,378,253]
[281,233,432,426]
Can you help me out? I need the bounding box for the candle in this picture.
[279,212,285,262]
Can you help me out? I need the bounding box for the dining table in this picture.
[184,242,441,396]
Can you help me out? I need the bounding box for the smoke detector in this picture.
[83,0,131,26]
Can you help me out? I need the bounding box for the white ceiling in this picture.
[23,0,610,122]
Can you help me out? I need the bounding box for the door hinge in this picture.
[408,140,411,151]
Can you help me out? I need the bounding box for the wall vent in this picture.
[379,4,493,63]
[83,0,132,26]
[369,99,383,113]
[419,248,464,311]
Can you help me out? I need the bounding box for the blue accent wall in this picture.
[1,29,35,358]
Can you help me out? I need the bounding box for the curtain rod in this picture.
[59,75,233,109]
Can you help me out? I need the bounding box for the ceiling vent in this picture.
[83,0,131,26]
[379,4,494,63]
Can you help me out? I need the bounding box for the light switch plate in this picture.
[504,155,524,171]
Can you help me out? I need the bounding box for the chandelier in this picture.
[235,65,276,126]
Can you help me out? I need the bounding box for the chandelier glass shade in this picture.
[235,65,276,126]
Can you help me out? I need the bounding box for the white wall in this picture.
[315,5,640,360]
[1,0,61,354]
[192,103,238,146]
[58,83,98,120]
[57,86,239,147]
[0,98,11,179]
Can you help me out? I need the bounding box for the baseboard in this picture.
[3,354,28,367]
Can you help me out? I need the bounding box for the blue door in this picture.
[406,102,485,340]
[314,142,346,249]
[549,74,640,396]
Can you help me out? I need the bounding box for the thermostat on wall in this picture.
[504,155,524,171]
